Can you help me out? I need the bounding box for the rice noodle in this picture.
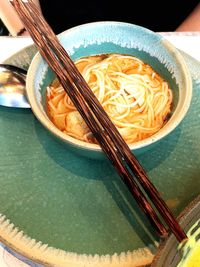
[46,53,173,144]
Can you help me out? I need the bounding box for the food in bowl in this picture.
[46,53,173,145]
[151,195,200,267]
[26,21,192,158]
[177,219,200,267]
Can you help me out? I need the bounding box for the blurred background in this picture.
[0,0,199,36]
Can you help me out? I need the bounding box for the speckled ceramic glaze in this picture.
[26,21,192,159]
[1,23,199,267]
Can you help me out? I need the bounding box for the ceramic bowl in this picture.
[26,21,192,159]
[151,194,200,267]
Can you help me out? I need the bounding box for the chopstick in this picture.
[10,0,187,242]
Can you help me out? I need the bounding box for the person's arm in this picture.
[0,0,41,36]
[176,3,200,31]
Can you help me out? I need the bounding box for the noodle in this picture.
[46,53,173,144]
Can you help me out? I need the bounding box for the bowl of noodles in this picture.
[26,21,192,159]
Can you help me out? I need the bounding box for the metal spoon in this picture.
[0,64,30,108]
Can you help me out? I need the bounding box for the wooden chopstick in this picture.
[11,0,187,242]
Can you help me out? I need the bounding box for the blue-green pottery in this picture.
[26,21,192,159]
[1,22,199,267]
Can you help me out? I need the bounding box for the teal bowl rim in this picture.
[26,21,193,156]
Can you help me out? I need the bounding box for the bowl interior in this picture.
[151,194,200,267]
[26,21,192,156]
